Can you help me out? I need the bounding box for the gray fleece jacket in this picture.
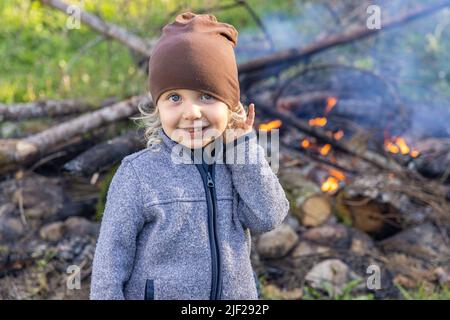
[90,127,289,300]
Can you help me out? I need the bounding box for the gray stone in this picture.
[380,223,450,259]
[0,217,25,242]
[64,217,100,237]
[256,223,299,259]
[291,241,330,258]
[302,224,350,249]
[305,259,362,296]
[39,222,65,242]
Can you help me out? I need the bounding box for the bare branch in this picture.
[40,0,152,56]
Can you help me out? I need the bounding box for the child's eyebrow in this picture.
[164,90,180,98]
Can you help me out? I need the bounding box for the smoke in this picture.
[235,0,450,140]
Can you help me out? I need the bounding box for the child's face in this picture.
[157,88,229,149]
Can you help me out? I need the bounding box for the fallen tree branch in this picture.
[0,96,147,173]
[0,97,118,121]
[40,0,152,56]
[62,128,145,177]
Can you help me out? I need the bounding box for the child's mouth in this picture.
[185,126,210,138]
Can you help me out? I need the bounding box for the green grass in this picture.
[396,283,450,300]
[0,0,299,104]
[302,279,375,300]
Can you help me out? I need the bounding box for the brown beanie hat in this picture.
[148,12,240,108]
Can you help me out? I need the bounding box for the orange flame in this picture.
[320,144,331,156]
[333,130,344,140]
[329,168,345,181]
[410,150,420,158]
[321,176,339,193]
[309,117,327,127]
[259,119,282,132]
[321,168,345,193]
[301,139,311,148]
[385,136,420,158]
[325,96,338,114]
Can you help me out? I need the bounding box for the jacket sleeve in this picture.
[224,129,290,234]
[90,159,145,300]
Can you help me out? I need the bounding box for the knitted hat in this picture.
[148,12,240,108]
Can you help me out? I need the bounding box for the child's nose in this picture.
[182,102,202,120]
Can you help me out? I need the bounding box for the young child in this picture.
[90,12,289,300]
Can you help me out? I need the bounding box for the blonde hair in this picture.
[130,92,248,150]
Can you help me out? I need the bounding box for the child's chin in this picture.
[180,138,208,149]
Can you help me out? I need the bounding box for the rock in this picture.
[11,175,64,220]
[0,203,16,216]
[0,203,26,243]
[349,229,375,255]
[262,283,303,300]
[256,223,299,259]
[379,223,450,260]
[39,222,65,242]
[0,217,25,243]
[64,217,100,238]
[434,267,450,288]
[304,259,362,296]
[291,241,330,258]
[302,224,350,249]
[284,214,300,231]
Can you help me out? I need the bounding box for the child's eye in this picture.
[200,93,214,101]
[168,94,181,102]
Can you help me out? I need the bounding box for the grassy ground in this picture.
[0,0,299,103]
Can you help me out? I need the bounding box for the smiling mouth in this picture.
[183,125,210,133]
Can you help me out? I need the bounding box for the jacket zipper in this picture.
[209,165,222,300]
[195,163,222,300]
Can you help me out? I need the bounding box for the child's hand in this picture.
[223,103,255,144]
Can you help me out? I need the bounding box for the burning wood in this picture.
[319,144,331,156]
[321,169,346,194]
[259,119,282,132]
[332,130,344,140]
[384,136,420,158]
[321,176,339,193]
[324,96,338,114]
[308,117,327,127]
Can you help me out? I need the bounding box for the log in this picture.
[276,91,336,112]
[62,128,146,176]
[412,138,450,183]
[0,97,118,121]
[277,93,387,122]
[0,95,147,174]
[39,0,152,56]
[336,193,402,240]
[342,173,450,230]
[278,167,332,227]
[301,195,332,227]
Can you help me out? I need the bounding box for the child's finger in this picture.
[247,103,255,125]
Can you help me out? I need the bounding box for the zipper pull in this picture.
[207,172,215,188]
